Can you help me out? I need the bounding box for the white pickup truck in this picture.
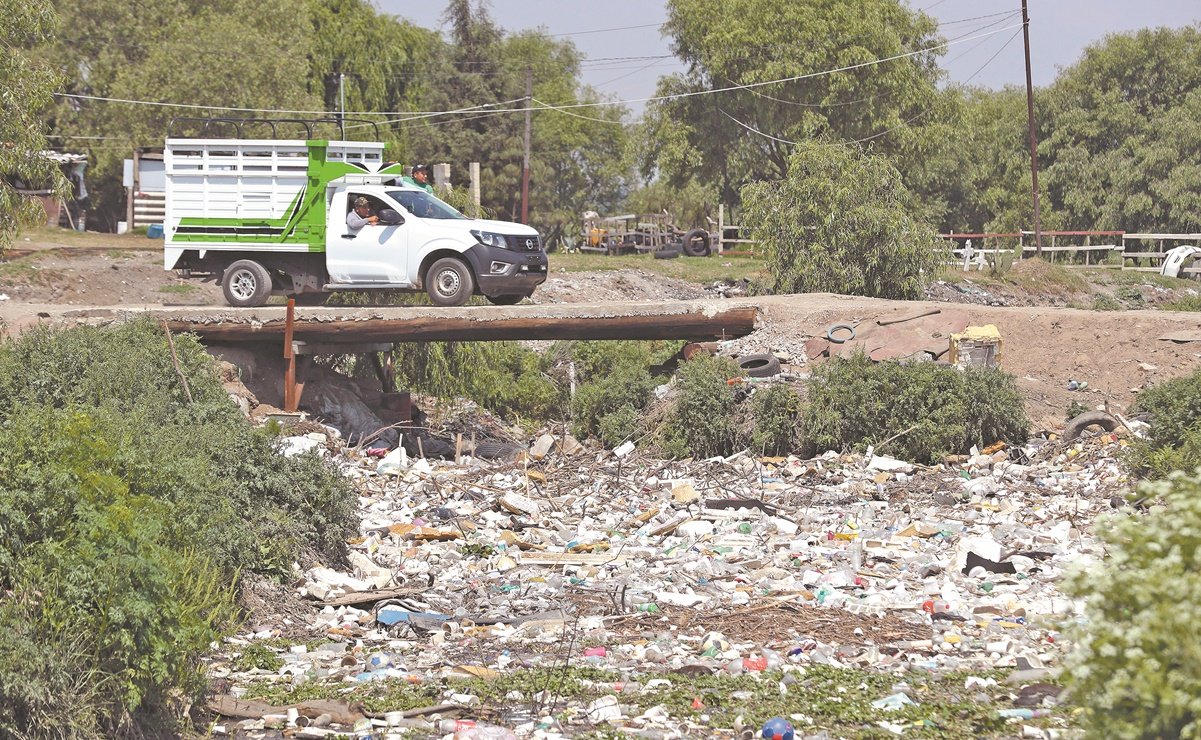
[163,129,547,307]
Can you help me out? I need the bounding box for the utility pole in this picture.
[337,73,346,129]
[1021,0,1044,257]
[521,67,532,225]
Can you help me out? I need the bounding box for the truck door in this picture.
[325,190,410,284]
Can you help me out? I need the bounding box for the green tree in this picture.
[0,0,67,252]
[1039,26,1201,233]
[641,0,944,205]
[305,0,431,150]
[44,0,327,230]
[408,2,629,244]
[908,87,1036,234]
[741,139,941,298]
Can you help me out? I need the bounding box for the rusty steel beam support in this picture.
[162,305,760,344]
[283,298,298,411]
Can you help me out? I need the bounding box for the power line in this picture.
[549,21,664,37]
[721,25,1024,148]
[52,23,1021,121]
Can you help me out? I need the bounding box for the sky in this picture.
[377,0,1200,115]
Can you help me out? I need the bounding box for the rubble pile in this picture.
[206,429,1132,738]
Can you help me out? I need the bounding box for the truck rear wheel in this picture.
[425,257,474,307]
[223,259,273,307]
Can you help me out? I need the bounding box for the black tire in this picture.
[222,259,273,308]
[682,228,710,257]
[1063,411,1121,441]
[425,257,475,307]
[653,247,681,260]
[486,294,526,306]
[737,353,782,378]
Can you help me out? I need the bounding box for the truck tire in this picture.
[486,294,527,306]
[223,259,273,308]
[682,228,710,257]
[653,247,681,260]
[425,257,474,307]
[1063,410,1121,442]
[737,353,782,378]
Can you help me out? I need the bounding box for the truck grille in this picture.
[506,235,542,252]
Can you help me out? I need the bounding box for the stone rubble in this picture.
[206,428,1133,738]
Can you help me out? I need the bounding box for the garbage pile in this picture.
[205,428,1131,738]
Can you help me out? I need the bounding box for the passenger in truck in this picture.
[346,196,379,229]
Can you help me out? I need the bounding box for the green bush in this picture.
[1127,423,1201,480]
[571,363,657,441]
[800,354,1029,464]
[389,341,565,423]
[751,385,802,455]
[740,140,942,299]
[1115,284,1146,307]
[0,319,360,735]
[597,404,642,447]
[1064,469,1201,738]
[1092,293,1122,311]
[660,356,740,458]
[1131,367,1201,452]
[0,409,236,736]
[1161,294,1201,312]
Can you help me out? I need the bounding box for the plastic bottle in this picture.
[761,716,795,740]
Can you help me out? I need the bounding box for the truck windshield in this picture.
[387,190,467,220]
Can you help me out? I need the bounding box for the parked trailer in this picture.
[164,121,547,307]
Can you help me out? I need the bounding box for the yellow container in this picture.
[949,324,1003,368]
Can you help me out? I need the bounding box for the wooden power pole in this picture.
[1021,0,1044,257]
[521,67,532,225]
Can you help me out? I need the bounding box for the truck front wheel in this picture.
[222,259,273,307]
[425,257,475,307]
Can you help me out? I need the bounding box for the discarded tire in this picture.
[1063,410,1121,442]
[826,323,856,343]
[737,353,782,378]
[682,228,710,257]
[653,247,681,260]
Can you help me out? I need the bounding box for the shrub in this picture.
[800,354,1028,464]
[597,404,641,447]
[1132,367,1201,451]
[0,319,360,734]
[1092,293,1122,311]
[751,385,802,455]
[740,140,942,299]
[0,409,236,736]
[1115,284,1146,306]
[1065,400,1091,420]
[1162,294,1201,312]
[660,355,740,458]
[389,341,566,423]
[1127,423,1201,480]
[571,363,657,441]
[1063,470,1201,738]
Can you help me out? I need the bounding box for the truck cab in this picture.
[163,122,547,307]
[324,183,547,305]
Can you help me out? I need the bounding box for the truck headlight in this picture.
[471,230,507,248]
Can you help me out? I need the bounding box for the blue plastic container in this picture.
[146,223,164,239]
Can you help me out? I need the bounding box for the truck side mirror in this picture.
[377,208,404,226]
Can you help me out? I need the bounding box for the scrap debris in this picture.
[205,424,1131,737]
